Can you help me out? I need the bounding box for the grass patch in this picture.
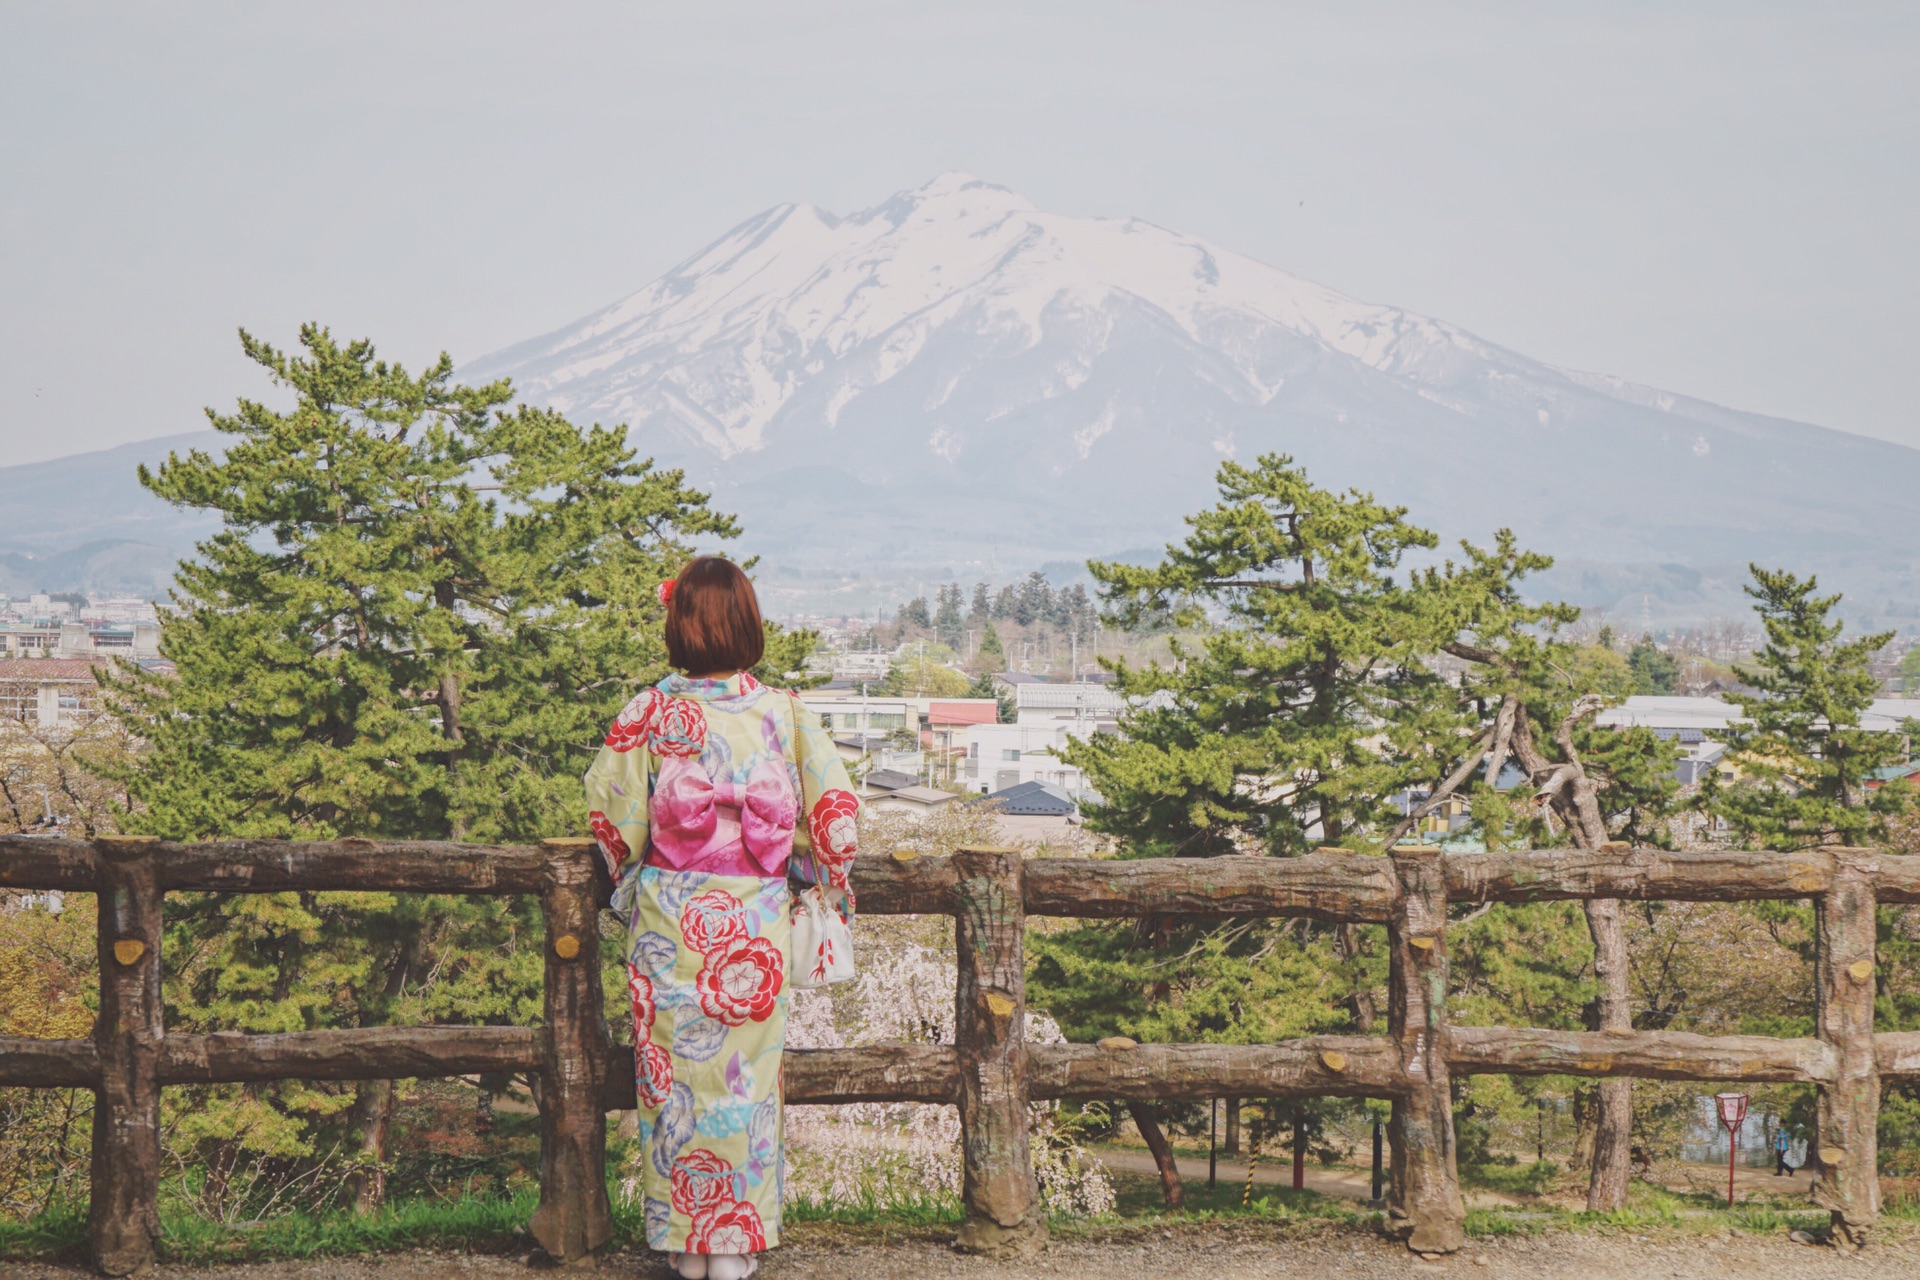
[784,1195,962,1228]
[1,1167,1879,1264]
[0,1202,87,1263]
[1461,1160,1559,1197]
[1093,1169,1374,1230]
[0,1194,540,1266]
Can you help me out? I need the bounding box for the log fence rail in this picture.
[1,836,1910,1271]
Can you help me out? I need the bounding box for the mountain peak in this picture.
[858,171,1036,227]
[457,176,1920,610]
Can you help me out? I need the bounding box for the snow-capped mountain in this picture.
[463,173,1920,614]
[7,175,1912,619]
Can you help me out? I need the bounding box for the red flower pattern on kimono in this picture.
[603,688,708,758]
[679,890,748,956]
[690,1199,766,1253]
[637,1040,673,1109]
[806,789,860,893]
[647,694,707,759]
[590,811,631,871]
[670,1148,735,1216]
[626,966,656,1042]
[603,689,660,752]
[696,937,784,1027]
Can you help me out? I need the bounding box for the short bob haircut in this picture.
[664,556,765,674]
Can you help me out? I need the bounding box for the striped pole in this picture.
[1241,1134,1261,1209]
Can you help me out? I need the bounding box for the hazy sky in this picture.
[4,2,1916,465]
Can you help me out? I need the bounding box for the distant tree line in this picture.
[895,572,1100,648]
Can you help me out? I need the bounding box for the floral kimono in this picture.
[584,671,859,1255]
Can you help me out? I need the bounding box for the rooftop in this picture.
[984,779,1078,817]
[876,785,956,806]
[0,658,105,680]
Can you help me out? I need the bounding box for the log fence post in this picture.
[89,836,162,1277]
[1386,846,1464,1254]
[1814,848,1880,1250]
[529,837,613,1263]
[952,846,1047,1257]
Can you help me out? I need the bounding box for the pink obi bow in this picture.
[648,757,797,876]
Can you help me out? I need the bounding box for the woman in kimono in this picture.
[585,557,859,1280]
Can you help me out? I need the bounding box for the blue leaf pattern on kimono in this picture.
[694,1098,753,1138]
[644,1196,673,1244]
[631,931,678,977]
[699,729,733,781]
[746,1096,779,1184]
[651,1081,697,1176]
[672,1014,728,1063]
[654,872,702,918]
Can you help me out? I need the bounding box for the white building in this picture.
[828,652,892,682]
[0,658,102,727]
[1013,680,1124,728]
[960,721,1092,797]
[1597,694,1917,736]
[797,690,916,736]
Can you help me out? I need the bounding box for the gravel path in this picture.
[6,1223,1919,1280]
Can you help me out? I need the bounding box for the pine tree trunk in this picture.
[1512,697,1633,1213]
[347,935,418,1213]
[345,1079,396,1214]
[1570,1085,1597,1168]
[1337,923,1377,1032]
[1584,897,1632,1211]
[1225,1097,1241,1156]
[1128,1103,1186,1209]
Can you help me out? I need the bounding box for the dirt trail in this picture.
[1091,1147,1817,1207]
[4,1226,1917,1280]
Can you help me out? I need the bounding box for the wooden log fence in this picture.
[3,838,1916,1269]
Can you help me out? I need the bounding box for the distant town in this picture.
[3,574,1916,848]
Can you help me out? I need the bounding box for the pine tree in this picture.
[103,325,738,1208]
[934,582,964,645]
[1627,636,1678,694]
[1429,534,1679,1209]
[1064,455,1474,857]
[1037,458,1648,1204]
[897,596,932,629]
[1014,571,1053,627]
[977,622,1006,668]
[1057,582,1096,638]
[968,582,992,625]
[1704,566,1913,849]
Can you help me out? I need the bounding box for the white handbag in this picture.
[790,885,854,988]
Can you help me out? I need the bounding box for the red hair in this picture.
[663,557,765,674]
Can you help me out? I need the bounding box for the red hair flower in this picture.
[657,579,677,608]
